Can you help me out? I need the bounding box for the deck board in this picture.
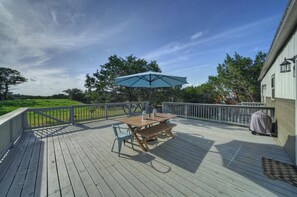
[0,118,297,197]
[70,134,114,197]
[34,136,47,197]
[47,136,60,196]
[21,135,42,197]
[76,134,130,197]
[52,134,74,197]
[61,133,102,196]
[57,133,89,197]
[7,133,36,197]
[0,132,32,197]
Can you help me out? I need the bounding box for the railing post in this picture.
[218,106,222,123]
[9,120,14,148]
[271,108,275,122]
[70,106,74,125]
[22,109,28,130]
[162,102,165,113]
[185,104,188,118]
[105,105,108,119]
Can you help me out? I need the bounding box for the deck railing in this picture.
[0,101,271,159]
[25,101,148,129]
[0,101,147,159]
[0,108,27,159]
[162,102,274,127]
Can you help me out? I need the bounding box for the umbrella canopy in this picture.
[114,71,188,88]
[114,71,188,109]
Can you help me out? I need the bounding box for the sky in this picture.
[0,0,288,96]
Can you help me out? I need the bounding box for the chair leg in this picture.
[143,137,149,151]
[111,139,116,152]
[118,140,123,157]
[131,137,134,150]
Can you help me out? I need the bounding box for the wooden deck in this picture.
[0,118,297,197]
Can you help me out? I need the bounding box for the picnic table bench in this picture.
[118,113,177,151]
[137,122,176,150]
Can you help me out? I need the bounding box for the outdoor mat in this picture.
[262,157,297,187]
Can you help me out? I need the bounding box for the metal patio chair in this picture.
[111,124,134,157]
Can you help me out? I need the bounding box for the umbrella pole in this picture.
[147,89,152,117]
[149,89,152,107]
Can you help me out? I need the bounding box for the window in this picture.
[271,74,275,100]
[262,84,267,103]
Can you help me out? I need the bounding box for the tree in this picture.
[180,52,265,104]
[216,52,265,102]
[85,55,162,103]
[63,88,85,102]
[0,67,27,100]
[181,82,217,103]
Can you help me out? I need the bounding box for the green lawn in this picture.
[0,99,81,116]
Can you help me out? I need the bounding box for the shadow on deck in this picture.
[0,118,296,196]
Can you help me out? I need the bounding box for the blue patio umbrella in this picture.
[114,71,188,106]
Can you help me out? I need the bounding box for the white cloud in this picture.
[12,67,86,96]
[0,0,129,63]
[0,0,130,95]
[190,31,204,40]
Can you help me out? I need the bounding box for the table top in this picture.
[118,113,176,128]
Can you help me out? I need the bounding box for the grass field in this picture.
[0,99,81,116]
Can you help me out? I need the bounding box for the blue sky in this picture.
[0,0,287,96]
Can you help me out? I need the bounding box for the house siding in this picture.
[261,28,297,100]
[266,97,295,163]
[260,27,297,164]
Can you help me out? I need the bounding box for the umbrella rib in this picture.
[130,76,146,87]
[129,75,151,87]
[154,75,184,87]
[150,75,169,86]
[116,75,148,87]
[115,72,187,87]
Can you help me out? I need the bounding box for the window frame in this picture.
[261,84,267,103]
[271,74,275,100]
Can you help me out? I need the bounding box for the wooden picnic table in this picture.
[118,113,176,151]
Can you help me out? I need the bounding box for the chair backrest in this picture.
[112,125,119,137]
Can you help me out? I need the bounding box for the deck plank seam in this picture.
[57,134,87,195]
[87,129,191,197]
[65,133,104,196]
[82,134,166,197]
[0,132,28,183]
[31,136,43,197]
[79,131,153,197]
[52,135,62,197]
[8,133,37,196]
[60,132,90,196]
[19,133,39,196]
[2,132,34,196]
[74,137,117,197]
[98,131,220,197]
[76,132,134,197]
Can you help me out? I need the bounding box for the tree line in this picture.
[82,52,265,105]
[1,51,265,104]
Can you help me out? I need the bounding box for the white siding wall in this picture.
[261,29,297,101]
